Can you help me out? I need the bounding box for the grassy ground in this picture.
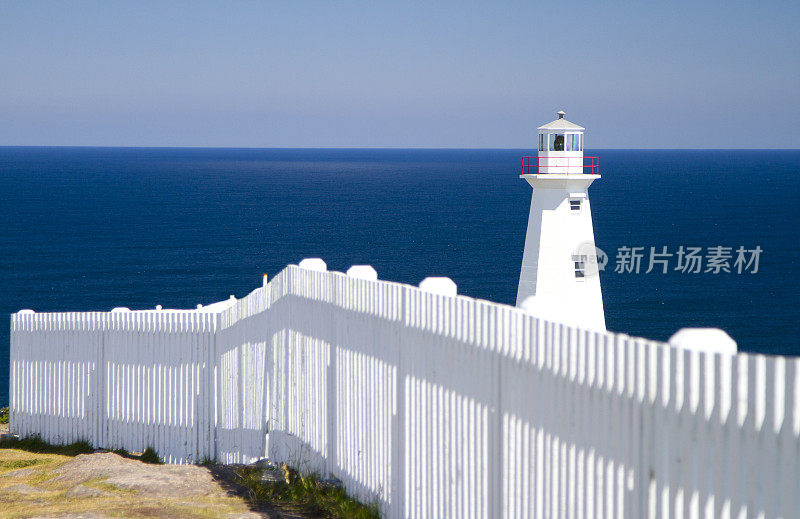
[225,463,381,519]
[0,438,261,518]
[0,429,381,518]
[0,450,260,518]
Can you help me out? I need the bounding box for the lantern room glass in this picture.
[565,134,583,151]
[541,132,583,152]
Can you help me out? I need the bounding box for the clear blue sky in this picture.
[1,1,798,148]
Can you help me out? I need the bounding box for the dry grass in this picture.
[0,434,378,518]
[0,448,260,518]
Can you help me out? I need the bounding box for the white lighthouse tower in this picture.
[516,111,606,331]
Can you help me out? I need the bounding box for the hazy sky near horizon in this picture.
[1,1,798,148]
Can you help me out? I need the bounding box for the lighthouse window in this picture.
[566,134,582,151]
[569,199,582,211]
[539,134,545,151]
[572,255,587,279]
[551,134,565,151]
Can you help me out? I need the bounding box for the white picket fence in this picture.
[10,263,800,518]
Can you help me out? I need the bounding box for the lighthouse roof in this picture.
[538,111,585,131]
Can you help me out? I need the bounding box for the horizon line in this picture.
[1,145,799,151]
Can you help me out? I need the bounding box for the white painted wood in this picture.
[8,264,799,518]
[346,265,378,280]
[298,257,327,272]
[669,328,738,355]
[517,112,606,332]
[418,277,457,297]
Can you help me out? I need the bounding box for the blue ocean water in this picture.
[1,147,798,406]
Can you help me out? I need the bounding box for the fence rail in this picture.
[10,264,800,518]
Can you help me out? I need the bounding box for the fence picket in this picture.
[7,265,799,518]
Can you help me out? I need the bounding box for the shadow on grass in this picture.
[0,436,163,466]
[0,435,378,518]
[206,462,381,519]
[109,446,163,465]
[0,436,93,457]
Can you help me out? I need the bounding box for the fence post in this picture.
[346,265,378,281]
[391,285,408,518]
[669,328,737,355]
[326,272,338,477]
[418,277,457,297]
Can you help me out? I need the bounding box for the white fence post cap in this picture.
[669,328,737,355]
[111,307,131,313]
[262,273,269,286]
[346,265,378,280]
[299,258,327,272]
[419,277,457,297]
[18,309,35,315]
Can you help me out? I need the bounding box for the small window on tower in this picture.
[569,199,582,212]
[539,134,545,151]
[572,254,586,279]
[552,134,565,151]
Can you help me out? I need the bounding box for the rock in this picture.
[251,458,276,469]
[0,467,37,478]
[318,475,343,490]
[51,452,228,498]
[64,484,111,498]
[260,468,283,484]
[0,483,46,495]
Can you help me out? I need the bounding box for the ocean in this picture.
[1,147,798,406]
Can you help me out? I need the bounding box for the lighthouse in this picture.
[516,111,606,331]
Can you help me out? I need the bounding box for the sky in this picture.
[1,1,799,148]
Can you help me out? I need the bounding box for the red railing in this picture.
[521,156,599,175]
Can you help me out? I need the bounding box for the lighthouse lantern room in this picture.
[516,111,606,331]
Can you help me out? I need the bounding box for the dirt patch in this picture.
[0,467,39,479]
[0,449,268,518]
[27,514,111,519]
[1,483,48,495]
[52,452,229,498]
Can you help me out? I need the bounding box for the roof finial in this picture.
[557,110,565,119]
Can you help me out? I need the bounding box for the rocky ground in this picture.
[0,418,375,519]
[0,448,305,519]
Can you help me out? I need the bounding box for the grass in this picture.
[0,406,8,424]
[140,446,163,464]
[0,446,254,519]
[0,457,44,471]
[0,435,165,466]
[0,434,376,518]
[0,436,94,456]
[233,463,381,519]
[83,476,137,495]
